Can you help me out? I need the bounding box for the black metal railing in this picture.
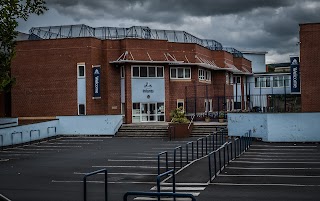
[83,169,108,201]
[0,134,3,150]
[47,126,57,137]
[186,141,194,163]
[156,169,175,201]
[157,151,168,175]
[173,146,182,172]
[29,129,40,144]
[208,131,252,182]
[11,131,23,146]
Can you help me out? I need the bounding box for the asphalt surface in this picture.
[1,136,320,201]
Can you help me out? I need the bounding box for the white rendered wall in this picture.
[228,113,320,142]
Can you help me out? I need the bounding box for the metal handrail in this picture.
[156,169,175,201]
[0,134,3,150]
[157,151,168,175]
[11,132,23,146]
[83,169,108,201]
[188,115,195,130]
[47,126,57,137]
[186,141,194,163]
[173,146,182,172]
[29,130,40,144]
[123,192,196,201]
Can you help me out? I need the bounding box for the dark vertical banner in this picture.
[290,57,300,93]
[92,65,101,98]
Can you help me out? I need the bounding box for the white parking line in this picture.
[0,159,9,162]
[231,161,320,164]
[228,167,320,170]
[27,145,82,148]
[251,145,317,148]
[237,157,320,161]
[74,172,157,176]
[51,180,155,184]
[150,186,205,191]
[57,140,104,142]
[108,159,188,163]
[161,183,208,186]
[219,174,320,178]
[249,148,317,151]
[210,183,320,187]
[42,142,92,145]
[134,198,195,201]
[92,165,159,169]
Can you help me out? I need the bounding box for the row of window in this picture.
[255,75,290,88]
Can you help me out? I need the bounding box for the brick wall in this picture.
[300,23,320,112]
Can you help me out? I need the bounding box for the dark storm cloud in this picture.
[34,0,320,63]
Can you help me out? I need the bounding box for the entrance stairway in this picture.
[115,124,168,138]
[191,124,227,137]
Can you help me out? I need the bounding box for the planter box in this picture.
[168,123,193,138]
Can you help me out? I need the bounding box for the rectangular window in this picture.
[279,76,284,87]
[149,67,156,77]
[120,66,125,78]
[260,77,266,88]
[178,68,184,78]
[121,103,125,115]
[199,69,211,82]
[78,65,85,78]
[266,77,271,87]
[204,99,212,112]
[78,104,85,115]
[170,68,177,78]
[177,99,184,110]
[273,76,279,87]
[157,67,164,77]
[233,76,241,84]
[170,67,191,79]
[133,67,139,77]
[255,77,260,87]
[140,67,148,77]
[284,75,290,87]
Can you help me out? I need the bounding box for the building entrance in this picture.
[132,102,165,123]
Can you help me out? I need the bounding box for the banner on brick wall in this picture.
[92,65,101,98]
[290,57,301,94]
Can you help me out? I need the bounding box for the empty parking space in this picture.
[0,136,220,200]
[199,142,320,201]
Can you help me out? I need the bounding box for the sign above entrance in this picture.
[92,65,101,99]
[132,79,165,103]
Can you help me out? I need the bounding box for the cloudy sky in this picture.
[17,0,320,64]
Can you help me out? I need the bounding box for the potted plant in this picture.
[168,107,192,138]
[204,116,211,122]
[218,111,225,123]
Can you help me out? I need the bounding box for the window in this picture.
[133,67,139,77]
[233,76,241,84]
[273,75,290,87]
[140,67,147,77]
[78,104,85,115]
[157,67,164,77]
[132,66,164,78]
[255,77,271,88]
[78,65,85,78]
[177,99,184,110]
[204,99,212,112]
[120,66,125,78]
[170,67,191,79]
[121,103,125,115]
[198,69,211,82]
[149,67,156,77]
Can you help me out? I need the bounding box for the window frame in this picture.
[177,99,185,111]
[77,64,85,78]
[170,67,191,80]
[198,68,211,82]
[132,66,164,78]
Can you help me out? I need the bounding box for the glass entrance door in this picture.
[141,103,157,122]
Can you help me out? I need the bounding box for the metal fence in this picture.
[183,80,301,121]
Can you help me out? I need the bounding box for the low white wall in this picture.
[57,115,123,135]
[0,118,18,128]
[0,120,58,147]
[228,113,320,142]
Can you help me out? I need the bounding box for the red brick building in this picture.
[10,25,252,123]
[300,23,320,112]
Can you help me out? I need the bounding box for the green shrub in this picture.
[170,107,190,123]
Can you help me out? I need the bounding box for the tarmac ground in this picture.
[0,136,320,201]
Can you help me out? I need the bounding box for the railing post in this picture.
[208,154,212,182]
[213,151,217,178]
[174,146,182,172]
[83,169,108,201]
[158,151,168,175]
[205,136,208,155]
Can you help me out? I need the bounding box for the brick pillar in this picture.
[125,64,132,124]
[164,64,171,122]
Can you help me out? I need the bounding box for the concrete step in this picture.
[116,124,168,137]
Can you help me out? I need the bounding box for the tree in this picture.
[0,0,47,92]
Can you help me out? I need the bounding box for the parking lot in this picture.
[1,135,320,201]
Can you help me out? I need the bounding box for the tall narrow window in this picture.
[78,104,85,115]
[120,66,125,78]
[78,65,85,78]
[177,99,184,111]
